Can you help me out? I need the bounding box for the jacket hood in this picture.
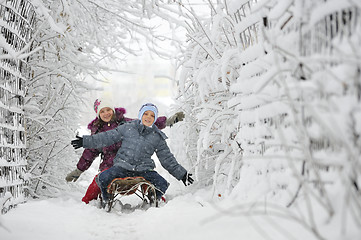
[87,107,126,130]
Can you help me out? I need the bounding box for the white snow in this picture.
[1,150,361,240]
[0,188,325,240]
[268,0,293,20]
[1,182,360,240]
[310,0,353,25]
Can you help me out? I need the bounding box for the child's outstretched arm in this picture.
[155,138,187,181]
[71,124,124,150]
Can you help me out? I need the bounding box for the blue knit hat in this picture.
[138,103,158,126]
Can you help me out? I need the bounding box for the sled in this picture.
[102,176,158,212]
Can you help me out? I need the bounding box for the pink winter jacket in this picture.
[76,107,167,172]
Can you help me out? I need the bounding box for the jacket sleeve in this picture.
[155,138,187,180]
[155,116,167,130]
[83,124,124,149]
[76,148,100,171]
[124,117,134,122]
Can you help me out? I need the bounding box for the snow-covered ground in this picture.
[1,179,359,240]
[0,188,314,240]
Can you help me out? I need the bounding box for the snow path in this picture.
[0,192,258,240]
[1,166,357,240]
[0,188,322,240]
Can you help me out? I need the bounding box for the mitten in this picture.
[65,168,83,182]
[71,136,83,149]
[181,173,194,186]
[166,112,185,127]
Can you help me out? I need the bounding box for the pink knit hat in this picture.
[94,98,115,117]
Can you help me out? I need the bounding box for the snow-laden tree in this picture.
[171,0,361,238]
[25,0,181,197]
[0,0,35,214]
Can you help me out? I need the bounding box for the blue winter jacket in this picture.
[83,120,187,180]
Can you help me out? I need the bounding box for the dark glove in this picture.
[71,136,83,149]
[166,112,185,127]
[182,173,194,186]
[65,168,83,182]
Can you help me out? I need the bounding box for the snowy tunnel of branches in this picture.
[171,1,361,237]
[0,0,360,239]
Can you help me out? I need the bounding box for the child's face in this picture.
[99,107,114,122]
[142,110,155,127]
